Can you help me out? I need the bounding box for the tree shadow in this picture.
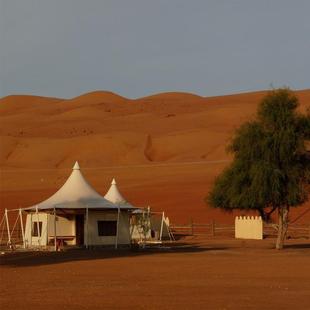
[284,243,310,250]
[0,243,228,268]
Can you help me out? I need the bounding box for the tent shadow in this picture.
[0,244,227,268]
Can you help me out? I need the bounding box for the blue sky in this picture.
[1,0,309,99]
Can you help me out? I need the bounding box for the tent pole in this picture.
[45,213,48,247]
[0,215,5,245]
[5,208,11,246]
[53,207,57,251]
[115,206,120,249]
[86,207,89,249]
[159,211,165,241]
[30,213,32,247]
[147,206,151,240]
[19,208,25,249]
[36,206,41,246]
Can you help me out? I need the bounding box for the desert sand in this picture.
[1,237,310,310]
[0,90,310,310]
[0,90,309,224]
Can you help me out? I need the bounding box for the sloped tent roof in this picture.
[104,178,135,209]
[24,162,136,211]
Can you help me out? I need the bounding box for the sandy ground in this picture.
[0,90,310,309]
[1,237,310,310]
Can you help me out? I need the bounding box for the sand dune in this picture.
[0,89,309,223]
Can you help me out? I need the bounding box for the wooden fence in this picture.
[1,223,309,247]
[170,220,310,239]
[170,220,233,237]
[264,224,310,239]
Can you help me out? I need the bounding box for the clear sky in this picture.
[1,0,309,99]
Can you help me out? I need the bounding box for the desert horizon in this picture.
[1,89,309,224]
[1,1,310,308]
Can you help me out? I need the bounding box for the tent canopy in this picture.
[104,178,135,209]
[24,162,136,211]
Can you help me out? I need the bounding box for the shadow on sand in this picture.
[284,243,310,250]
[0,243,227,268]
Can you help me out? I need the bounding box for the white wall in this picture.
[25,210,132,248]
[235,216,263,240]
[48,214,76,245]
[86,210,131,246]
[25,213,75,247]
[25,213,48,246]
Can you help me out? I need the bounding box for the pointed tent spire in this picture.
[26,161,118,210]
[104,178,126,204]
[73,161,80,170]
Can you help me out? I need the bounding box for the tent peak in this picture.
[25,160,119,210]
[73,161,80,170]
[105,179,129,205]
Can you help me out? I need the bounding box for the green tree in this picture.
[207,88,310,249]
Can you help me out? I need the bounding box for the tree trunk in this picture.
[258,206,277,223]
[276,206,289,250]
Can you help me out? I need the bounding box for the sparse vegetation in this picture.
[207,88,310,249]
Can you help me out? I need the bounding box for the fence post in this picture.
[211,220,215,237]
[5,209,11,246]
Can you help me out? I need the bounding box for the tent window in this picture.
[32,222,43,237]
[97,221,117,236]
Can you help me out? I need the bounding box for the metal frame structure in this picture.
[0,205,137,251]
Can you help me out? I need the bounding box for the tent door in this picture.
[75,214,84,245]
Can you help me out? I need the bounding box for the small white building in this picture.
[235,216,263,240]
[23,162,137,249]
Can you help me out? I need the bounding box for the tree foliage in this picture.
[207,88,310,248]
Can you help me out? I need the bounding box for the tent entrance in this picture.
[75,214,84,246]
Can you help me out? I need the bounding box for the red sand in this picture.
[0,91,310,310]
[0,90,309,224]
[1,237,310,310]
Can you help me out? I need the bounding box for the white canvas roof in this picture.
[25,162,135,211]
[104,178,135,208]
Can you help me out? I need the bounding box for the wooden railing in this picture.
[264,224,310,239]
[170,221,310,239]
[1,223,309,248]
[170,220,234,237]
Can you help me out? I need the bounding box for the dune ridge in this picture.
[0,89,309,223]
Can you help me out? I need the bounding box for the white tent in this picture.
[103,178,174,242]
[104,178,135,209]
[104,178,146,241]
[24,162,120,211]
[22,162,136,250]
[1,163,174,251]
